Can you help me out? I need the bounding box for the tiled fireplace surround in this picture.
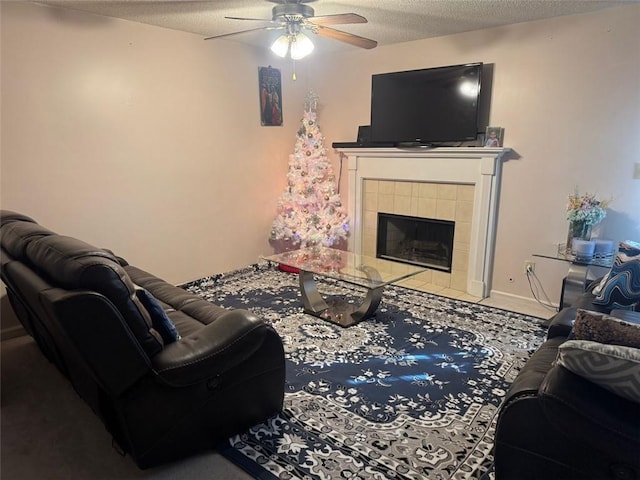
[337,147,510,298]
[362,179,474,292]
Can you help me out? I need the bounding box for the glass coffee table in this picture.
[264,246,426,327]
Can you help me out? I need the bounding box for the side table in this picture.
[534,246,613,309]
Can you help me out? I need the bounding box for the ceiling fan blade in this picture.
[224,16,274,22]
[313,26,377,49]
[307,13,367,26]
[204,26,280,41]
[266,0,317,3]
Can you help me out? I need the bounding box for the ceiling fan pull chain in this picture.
[292,58,297,81]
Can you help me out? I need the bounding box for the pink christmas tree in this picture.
[270,92,349,251]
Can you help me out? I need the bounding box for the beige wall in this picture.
[310,4,640,304]
[1,1,312,281]
[1,3,639,336]
[0,2,309,333]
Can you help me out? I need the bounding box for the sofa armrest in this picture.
[40,288,151,396]
[547,307,578,339]
[150,309,271,387]
[503,336,566,403]
[496,360,640,479]
[547,283,614,339]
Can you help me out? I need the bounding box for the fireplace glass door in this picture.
[377,213,455,271]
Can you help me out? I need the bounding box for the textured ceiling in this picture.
[36,0,634,54]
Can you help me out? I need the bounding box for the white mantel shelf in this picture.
[335,146,509,158]
[335,146,511,298]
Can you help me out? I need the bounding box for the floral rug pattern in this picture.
[183,263,546,480]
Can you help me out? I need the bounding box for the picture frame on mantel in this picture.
[258,66,283,127]
[485,126,504,147]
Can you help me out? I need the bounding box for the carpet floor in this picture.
[183,263,547,480]
[0,335,253,480]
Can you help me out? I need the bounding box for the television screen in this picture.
[370,63,483,145]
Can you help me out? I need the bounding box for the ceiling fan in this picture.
[204,0,377,59]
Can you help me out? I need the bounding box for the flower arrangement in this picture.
[566,190,610,225]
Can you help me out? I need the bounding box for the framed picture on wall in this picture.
[258,66,283,126]
[484,126,504,147]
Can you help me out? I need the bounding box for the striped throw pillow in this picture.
[593,240,640,311]
[557,340,640,402]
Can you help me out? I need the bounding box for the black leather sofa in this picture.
[493,283,640,479]
[0,211,285,468]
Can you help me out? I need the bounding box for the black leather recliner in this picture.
[493,283,640,479]
[0,210,285,468]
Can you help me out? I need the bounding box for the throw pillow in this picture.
[592,240,640,310]
[572,309,640,348]
[135,288,181,344]
[591,272,609,297]
[557,340,640,403]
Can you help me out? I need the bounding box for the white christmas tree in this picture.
[270,91,349,251]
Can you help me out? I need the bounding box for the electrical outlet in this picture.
[524,261,535,274]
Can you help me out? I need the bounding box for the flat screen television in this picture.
[370,63,483,146]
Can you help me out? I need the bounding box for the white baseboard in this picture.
[488,289,558,310]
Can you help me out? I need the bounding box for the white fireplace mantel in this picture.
[336,147,511,298]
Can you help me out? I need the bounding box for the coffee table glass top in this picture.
[264,246,427,288]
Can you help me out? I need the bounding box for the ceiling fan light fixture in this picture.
[290,32,314,60]
[207,6,377,55]
[270,34,290,57]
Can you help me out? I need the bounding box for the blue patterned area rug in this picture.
[183,263,547,480]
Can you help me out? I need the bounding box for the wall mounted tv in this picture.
[370,63,483,146]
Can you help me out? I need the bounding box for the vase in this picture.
[566,220,592,253]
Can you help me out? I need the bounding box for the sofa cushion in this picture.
[25,235,164,356]
[556,340,640,403]
[135,288,180,344]
[592,240,640,310]
[1,221,56,260]
[0,210,37,227]
[124,264,229,326]
[572,309,640,348]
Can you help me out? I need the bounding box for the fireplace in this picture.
[336,146,509,298]
[377,213,454,271]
